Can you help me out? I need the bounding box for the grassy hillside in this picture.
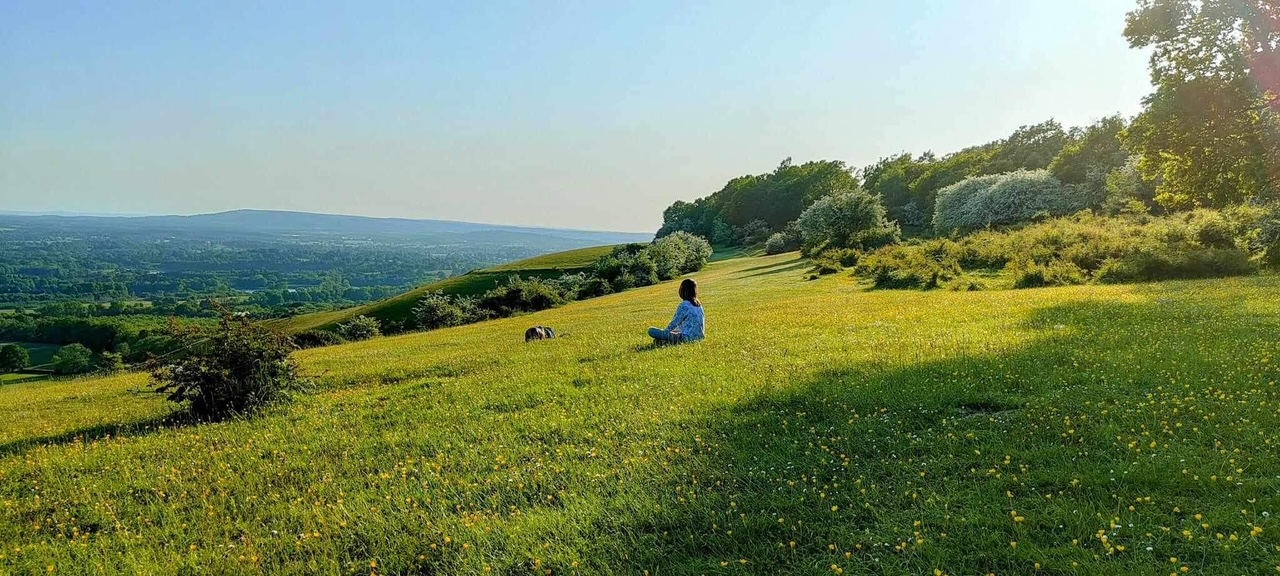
[274,245,618,333]
[3,253,1280,574]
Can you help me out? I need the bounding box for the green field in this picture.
[2,253,1279,574]
[273,245,618,333]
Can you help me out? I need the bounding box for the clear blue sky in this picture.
[1,1,1151,232]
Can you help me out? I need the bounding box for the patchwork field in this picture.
[2,253,1279,574]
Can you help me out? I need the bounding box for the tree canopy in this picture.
[1123,0,1280,209]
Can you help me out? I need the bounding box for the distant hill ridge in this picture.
[0,209,652,244]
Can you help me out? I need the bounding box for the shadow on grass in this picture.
[0,412,178,458]
[741,260,813,279]
[733,257,807,276]
[581,287,1280,575]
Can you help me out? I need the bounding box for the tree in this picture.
[795,189,900,254]
[51,343,94,375]
[984,120,1070,174]
[0,344,29,373]
[1123,0,1280,209]
[1050,115,1131,201]
[151,315,298,420]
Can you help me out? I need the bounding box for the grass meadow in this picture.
[1,253,1279,574]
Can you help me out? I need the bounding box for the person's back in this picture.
[671,299,705,341]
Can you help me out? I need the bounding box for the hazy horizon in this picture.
[2,1,1152,232]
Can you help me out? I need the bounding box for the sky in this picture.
[1,1,1153,233]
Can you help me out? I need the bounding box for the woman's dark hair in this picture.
[679,278,701,307]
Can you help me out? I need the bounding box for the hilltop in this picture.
[2,253,1278,574]
[273,245,618,333]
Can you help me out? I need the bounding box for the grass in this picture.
[2,252,1279,574]
[273,245,618,333]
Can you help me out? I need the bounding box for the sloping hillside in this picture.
[273,245,618,333]
[3,254,1280,574]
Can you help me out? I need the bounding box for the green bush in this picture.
[336,315,381,341]
[51,343,94,375]
[479,276,567,317]
[649,232,713,279]
[1008,259,1087,289]
[1096,248,1256,283]
[856,242,962,289]
[795,189,900,254]
[412,292,490,330]
[858,210,1267,289]
[151,315,299,420]
[293,330,348,349]
[810,248,861,275]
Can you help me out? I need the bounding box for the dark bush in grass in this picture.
[479,276,567,317]
[1095,248,1256,283]
[1008,259,1088,289]
[292,329,348,349]
[412,292,491,330]
[856,241,962,289]
[810,248,861,275]
[151,315,299,420]
[336,315,381,341]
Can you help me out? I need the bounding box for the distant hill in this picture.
[271,245,617,333]
[0,209,652,246]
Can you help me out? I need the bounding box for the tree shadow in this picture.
[733,258,807,276]
[741,261,813,278]
[580,287,1280,574]
[0,412,178,458]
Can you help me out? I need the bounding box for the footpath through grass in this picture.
[2,253,1279,575]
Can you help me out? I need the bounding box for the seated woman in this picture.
[648,278,705,344]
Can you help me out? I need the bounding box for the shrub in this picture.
[0,344,29,373]
[479,276,567,317]
[293,330,347,349]
[593,246,660,291]
[795,189,900,254]
[336,315,382,341]
[1096,248,1256,283]
[859,210,1267,289]
[151,315,299,420]
[412,292,489,330]
[856,242,962,289]
[650,232,713,278]
[739,219,773,245]
[1008,259,1087,289]
[933,170,1087,232]
[764,233,790,255]
[98,351,126,374]
[810,248,861,275]
[51,343,94,375]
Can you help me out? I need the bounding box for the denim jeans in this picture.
[648,327,684,344]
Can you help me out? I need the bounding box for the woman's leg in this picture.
[648,327,683,344]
